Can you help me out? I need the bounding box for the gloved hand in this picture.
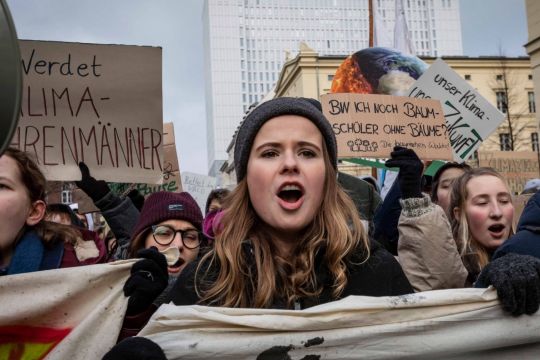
[124,247,168,315]
[75,162,111,202]
[127,189,145,211]
[103,336,167,360]
[385,146,424,199]
[475,253,540,316]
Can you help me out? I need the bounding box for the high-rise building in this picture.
[203,0,463,176]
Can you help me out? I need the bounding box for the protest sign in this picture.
[321,93,452,160]
[73,187,99,213]
[181,172,217,212]
[408,58,505,162]
[140,288,540,359]
[478,151,540,194]
[161,122,182,192]
[10,40,163,184]
[72,122,182,213]
[0,261,132,359]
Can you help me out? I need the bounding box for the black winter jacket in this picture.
[493,190,540,260]
[166,240,413,309]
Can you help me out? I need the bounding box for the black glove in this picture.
[475,253,540,316]
[124,247,168,315]
[103,336,167,360]
[385,146,423,199]
[127,189,145,211]
[75,162,111,202]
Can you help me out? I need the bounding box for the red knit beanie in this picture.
[131,191,203,240]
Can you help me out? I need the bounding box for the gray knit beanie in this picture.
[234,97,337,182]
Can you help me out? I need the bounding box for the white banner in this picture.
[0,261,133,359]
[140,288,540,359]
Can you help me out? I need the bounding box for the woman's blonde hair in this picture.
[449,167,514,276]
[196,142,369,308]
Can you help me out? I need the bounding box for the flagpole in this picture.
[368,0,374,47]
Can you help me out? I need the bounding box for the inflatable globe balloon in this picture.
[331,47,427,96]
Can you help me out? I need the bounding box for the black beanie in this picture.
[234,97,337,182]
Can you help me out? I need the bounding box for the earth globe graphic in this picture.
[331,47,428,96]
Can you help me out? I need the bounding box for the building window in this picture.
[529,92,536,113]
[499,133,511,151]
[496,91,507,113]
[532,132,539,152]
[61,190,72,204]
[464,74,471,80]
[529,74,533,80]
[327,74,334,81]
[496,74,503,81]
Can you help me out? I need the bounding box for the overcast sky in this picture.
[7,0,528,175]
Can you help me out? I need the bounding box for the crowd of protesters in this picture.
[1,97,540,359]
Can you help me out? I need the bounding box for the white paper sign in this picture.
[408,58,505,162]
[181,172,217,213]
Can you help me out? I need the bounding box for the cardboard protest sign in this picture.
[321,93,452,160]
[478,151,540,194]
[0,261,132,359]
[161,122,182,192]
[181,172,217,213]
[408,58,505,162]
[10,40,163,184]
[140,288,540,359]
[72,122,182,214]
[73,187,99,213]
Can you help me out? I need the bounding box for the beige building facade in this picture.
[526,0,540,127]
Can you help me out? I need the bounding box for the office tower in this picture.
[203,0,463,176]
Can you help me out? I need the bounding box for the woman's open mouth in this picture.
[277,183,305,210]
[488,223,506,238]
[168,257,185,274]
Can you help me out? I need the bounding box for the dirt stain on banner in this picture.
[257,337,325,360]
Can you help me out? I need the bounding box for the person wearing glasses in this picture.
[127,191,204,275]
[119,191,204,340]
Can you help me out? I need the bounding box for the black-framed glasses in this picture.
[151,225,201,249]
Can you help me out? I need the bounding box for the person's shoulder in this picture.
[345,240,413,296]
[494,229,540,260]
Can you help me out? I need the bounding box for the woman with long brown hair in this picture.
[166,97,413,309]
